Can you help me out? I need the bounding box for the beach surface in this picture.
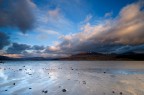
[0,61,144,95]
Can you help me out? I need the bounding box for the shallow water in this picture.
[0,61,144,95]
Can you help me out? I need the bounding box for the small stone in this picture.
[44,90,48,93]
[120,92,123,95]
[83,81,86,84]
[62,89,66,92]
[112,91,115,93]
[19,69,22,71]
[104,72,106,73]
[42,90,48,93]
[13,83,15,85]
[5,90,7,91]
[29,88,32,89]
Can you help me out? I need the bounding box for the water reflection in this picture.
[0,68,8,81]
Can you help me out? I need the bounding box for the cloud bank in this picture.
[2,1,144,58]
[0,0,35,33]
[46,1,144,54]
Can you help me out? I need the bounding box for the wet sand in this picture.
[0,61,144,95]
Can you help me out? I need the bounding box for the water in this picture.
[0,61,144,95]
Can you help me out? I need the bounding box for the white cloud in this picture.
[45,1,144,54]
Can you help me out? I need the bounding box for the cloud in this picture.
[0,0,35,33]
[7,43,31,54]
[104,11,113,18]
[37,28,60,35]
[38,7,75,33]
[84,14,93,23]
[3,54,23,58]
[0,32,10,49]
[32,45,45,50]
[45,1,144,54]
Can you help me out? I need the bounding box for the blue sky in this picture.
[1,0,137,45]
[0,0,144,58]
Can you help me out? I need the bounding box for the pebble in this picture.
[83,81,86,84]
[120,92,123,95]
[13,83,15,85]
[62,89,66,92]
[42,90,48,93]
[112,91,115,93]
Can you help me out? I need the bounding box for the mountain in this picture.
[0,52,144,61]
[60,52,144,60]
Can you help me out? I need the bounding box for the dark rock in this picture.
[29,88,32,89]
[19,69,22,71]
[83,81,86,84]
[42,90,48,93]
[5,90,7,91]
[44,90,48,93]
[62,89,66,92]
[13,83,15,85]
[120,92,123,95]
[112,91,115,93]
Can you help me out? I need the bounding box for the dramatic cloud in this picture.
[0,0,35,33]
[7,43,31,54]
[46,1,144,54]
[0,32,10,49]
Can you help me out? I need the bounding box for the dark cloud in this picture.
[7,43,31,54]
[0,32,10,49]
[0,0,35,33]
[32,45,45,50]
[45,1,144,55]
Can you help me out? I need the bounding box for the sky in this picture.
[0,0,144,58]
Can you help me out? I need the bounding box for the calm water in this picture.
[0,61,144,95]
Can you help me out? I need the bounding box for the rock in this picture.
[120,92,123,95]
[19,69,22,71]
[62,89,66,92]
[44,90,48,93]
[42,90,48,93]
[29,88,32,89]
[112,91,115,93]
[83,81,86,84]
[13,83,15,85]
[5,90,7,91]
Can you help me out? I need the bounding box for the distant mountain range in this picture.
[0,52,144,61]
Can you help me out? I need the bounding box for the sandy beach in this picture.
[0,61,144,95]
